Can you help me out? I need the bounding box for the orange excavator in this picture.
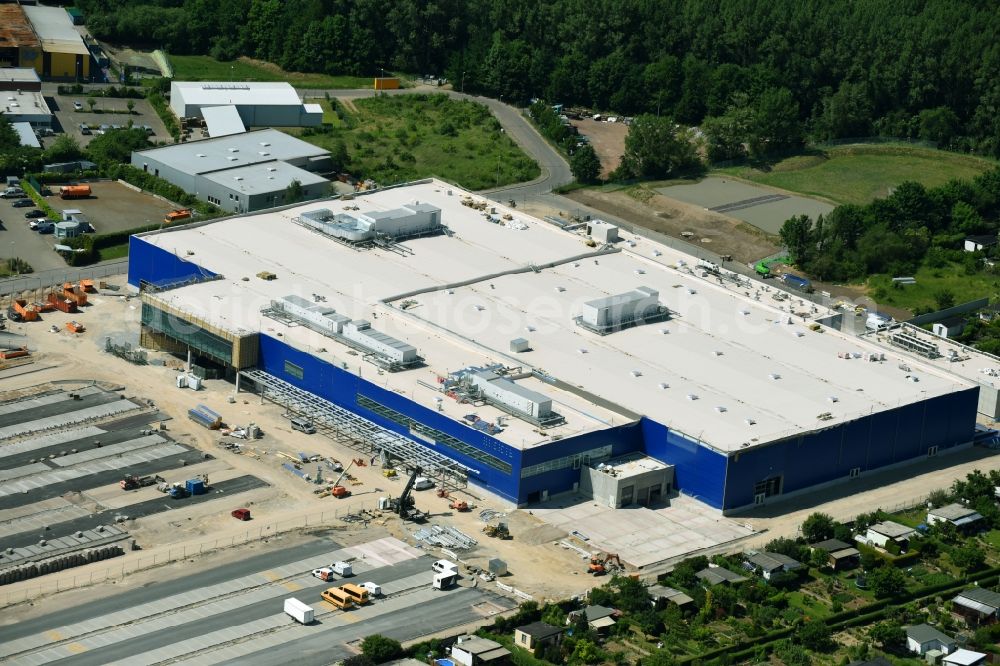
[588,553,624,576]
[449,499,470,512]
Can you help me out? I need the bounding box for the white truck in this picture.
[432,559,458,574]
[362,581,382,597]
[331,561,353,576]
[284,597,314,624]
[433,571,457,590]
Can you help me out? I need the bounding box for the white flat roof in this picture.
[0,68,40,85]
[22,5,89,55]
[133,129,328,176]
[0,89,51,118]
[139,179,973,452]
[12,122,39,148]
[200,160,327,194]
[172,81,303,107]
[202,105,246,137]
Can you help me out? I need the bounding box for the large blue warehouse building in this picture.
[128,179,980,513]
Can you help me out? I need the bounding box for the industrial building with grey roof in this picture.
[131,129,331,213]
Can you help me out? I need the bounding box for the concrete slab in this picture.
[531,493,756,568]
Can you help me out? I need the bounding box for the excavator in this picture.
[482,522,511,539]
[588,553,623,576]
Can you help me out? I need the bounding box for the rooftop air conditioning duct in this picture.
[658,382,669,389]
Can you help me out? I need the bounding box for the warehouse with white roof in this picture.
[127,179,981,511]
[169,81,322,128]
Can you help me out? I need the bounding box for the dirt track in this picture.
[565,186,781,264]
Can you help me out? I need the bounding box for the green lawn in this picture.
[295,94,540,191]
[98,243,130,261]
[868,263,1000,313]
[168,55,372,89]
[715,144,996,206]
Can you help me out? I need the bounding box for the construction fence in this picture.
[0,501,383,608]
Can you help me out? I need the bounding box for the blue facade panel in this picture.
[641,418,727,509]
[256,334,523,502]
[518,422,644,501]
[127,236,216,288]
[723,388,979,510]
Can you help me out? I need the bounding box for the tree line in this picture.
[77,0,1000,157]
[780,167,1000,282]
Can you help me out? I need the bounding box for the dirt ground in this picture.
[571,118,628,178]
[564,186,781,264]
[0,279,594,605]
[43,180,178,234]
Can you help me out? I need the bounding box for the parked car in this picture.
[12,199,33,208]
[73,101,83,110]
[79,123,91,135]
[1,189,25,199]
[35,222,54,234]
[24,210,45,219]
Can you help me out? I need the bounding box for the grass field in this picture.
[867,263,1000,313]
[715,144,996,206]
[297,94,540,190]
[168,55,372,89]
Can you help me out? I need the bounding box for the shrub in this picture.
[360,635,403,664]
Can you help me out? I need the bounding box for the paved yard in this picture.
[40,180,177,234]
[48,95,171,148]
[531,493,756,569]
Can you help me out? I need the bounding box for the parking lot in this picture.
[0,181,178,271]
[0,536,515,666]
[47,95,171,148]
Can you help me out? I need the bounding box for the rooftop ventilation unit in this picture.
[228,148,239,152]
[715,406,727,413]
[196,153,206,157]
[443,366,564,427]
[686,393,698,401]
[227,156,238,161]
[745,418,756,425]
[267,167,277,172]
[652,250,662,257]
[658,382,669,389]
[769,373,781,380]
[630,369,642,377]
[259,151,270,156]
[259,142,271,146]
[828,396,839,402]
[576,286,668,335]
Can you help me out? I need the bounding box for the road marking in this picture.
[66,642,88,653]
[45,630,63,641]
[262,570,281,582]
[337,612,360,624]
[282,582,301,592]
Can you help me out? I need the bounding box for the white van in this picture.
[362,581,382,597]
[432,559,458,574]
[413,477,434,490]
[290,416,315,434]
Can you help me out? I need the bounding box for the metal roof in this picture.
[22,5,89,55]
[0,68,40,85]
[0,4,39,48]
[200,160,328,194]
[954,587,1000,612]
[930,503,983,522]
[746,551,802,572]
[943,649,988,666]
[133,129,328,177]
[868,521,915,539]
[171,81,304,108]
[203,105,246,138]
[811,538,853,552]
[12,122,39,148]
[516,621,564,639]
[584,287,657,310]
[906,624,954,646]
[696,567,748,585]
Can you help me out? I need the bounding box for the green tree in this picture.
[570,144,601,184]
[86,127,151,166]
[919,107,961,147]
[640,649,677,666]
[794,619,833,651]
[342,656,376,666]
[780,215,814,265]
[868,566,907,598]
[868,621,906,653]
[801,512,837,543]
[285,178,304,203]
[748,87,802,157]
[952,543,986,572]
[569,638,604,665]
[617,114,700,181]
[126,100,135,114]
[816,81,873,139]
[934,289,957,310]
[43,135,84,164]
[360,635,402,664]
[86,97,96,113]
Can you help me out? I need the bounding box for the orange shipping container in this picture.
[373,77,400,90]
[0,348,29,360]
[47,293,78,313]
[66,321,85,333]
[80,279,95,292]
[63,286,88,307]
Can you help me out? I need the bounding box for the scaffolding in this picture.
[241,369,471,490]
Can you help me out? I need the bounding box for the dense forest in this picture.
[78,0,1000,157]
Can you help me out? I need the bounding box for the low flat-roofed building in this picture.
[906,623,956,656]
[647,584,695,609]
[22,4,92,80]
[696,566,748,586]
[450,635,510,666]
[170,81,322,127]
[745,551,803,580]
[579,454,673,508]
[953,588,1000,626]
[513,622,563,652]
[0,67,41,91]
[811,538,860,570]
[131,129,330,213]
[928,503,985,531]
[865,521,916,550]
[943,649,988,666]
[1,89,52,128]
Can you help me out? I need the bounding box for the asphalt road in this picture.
[0,538,338,640]
[2,475,268,550]
[217,587,501,666]
[0,390,125,430]
[39,555,434,666]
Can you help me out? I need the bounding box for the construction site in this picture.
[0,177,996,662]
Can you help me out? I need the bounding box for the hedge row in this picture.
[106,164,217,216]
[147,92,180,140]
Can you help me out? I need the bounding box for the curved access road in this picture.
[299,85,572,197]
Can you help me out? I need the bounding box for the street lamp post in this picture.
[461,71,466,94]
